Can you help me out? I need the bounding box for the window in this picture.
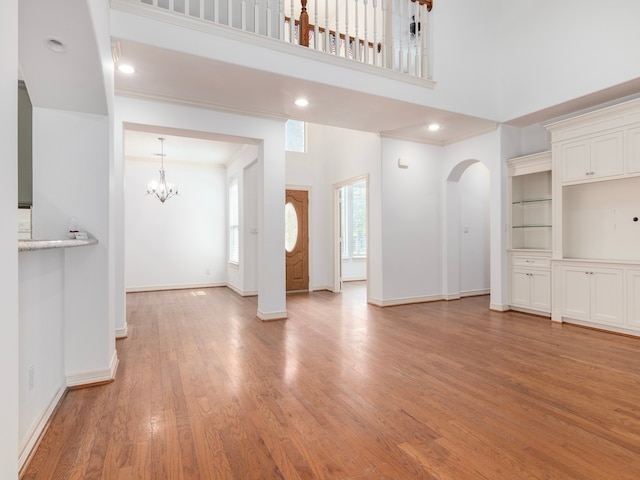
[285,120,306,152]
[340,180,367,259]
[228,178,239,264]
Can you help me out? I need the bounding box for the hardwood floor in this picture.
[23,283,640,479]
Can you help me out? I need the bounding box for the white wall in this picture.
[125,157,227,290]
[380,138,443,304]
[324,126,382,300]
[286,123,332,290]
[115,96,286,318]
[499,0,640,121]
[1,0,19,477]
[443,129,505,308]
[18,250,66,466]
[459,162,491,295]
[31,108,115,380]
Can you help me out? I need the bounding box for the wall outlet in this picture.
[28,365,34,391]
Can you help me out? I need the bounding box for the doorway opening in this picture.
[333,176,368,296]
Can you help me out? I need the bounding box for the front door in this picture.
[285,189,309,291]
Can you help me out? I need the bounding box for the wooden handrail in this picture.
[412,0,433,11]
[285,16,380,51]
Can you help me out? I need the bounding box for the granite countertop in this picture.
[18,238,98,252]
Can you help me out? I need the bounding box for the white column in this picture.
[257,122,287,320]
[0,0,19,477]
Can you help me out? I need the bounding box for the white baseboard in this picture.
[126,282,226,293]
[442,293,461,301]
[257,309,288,321]
[460,288,490,298]
[509,305,551,317]
[369,294,444,307]
[227,283,258,297]
[66,350,119,388]
[489,303,510,312]
[18,384,66,471]
[115,323,128,339]
[311,284,334,292]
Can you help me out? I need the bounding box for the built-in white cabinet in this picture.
[626,269,640,328]
[511,266,550,313]
[540,98,640,336]
[627,126,640,174]
[559,264,623,326]
[559,132,624,184]
[507,152,552,316]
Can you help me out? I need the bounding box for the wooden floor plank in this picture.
[22,283,640,479]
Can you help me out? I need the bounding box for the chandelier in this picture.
[147,137,178,203]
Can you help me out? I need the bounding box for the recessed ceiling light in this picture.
[428,123,441,132]
[295,98,309,107]
[45,37,67,54]
[118,64,136,74]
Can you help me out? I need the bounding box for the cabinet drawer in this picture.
[512,256,550,269]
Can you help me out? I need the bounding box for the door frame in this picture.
[333,174,369,294]
[285,184,313,291]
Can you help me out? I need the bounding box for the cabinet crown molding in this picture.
[545,97,640,142]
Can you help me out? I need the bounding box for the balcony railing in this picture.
[129,0,433,80]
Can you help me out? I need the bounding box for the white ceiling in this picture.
[115,39,500,150]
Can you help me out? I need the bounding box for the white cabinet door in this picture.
[511,269,532,307]
[590,267,624,325]
[560,132,624,184]
[561,266,590,320]
[561,140,590,184]
[590,132,624,180]
[626,269,640,327]
[627,126,640,175]
[530,270,551,312]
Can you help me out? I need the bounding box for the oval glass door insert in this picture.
[285,202,298,252]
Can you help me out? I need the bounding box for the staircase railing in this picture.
[131,0,433,79]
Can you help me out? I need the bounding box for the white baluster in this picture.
[325,0,330,53]
[406,0,412,75]
[214,0,219,23]
[267,0,273,37]
[373,0,378,66]
[363,0,369,64]
[199,0,204,19]
[414,3,421,77]
[381,0,386,68]
[169,0,175,13]
[241,0,246,30]
[398,0,403,73]
[185,0,189,15]
[344,0,350,59]
[423,2,430,78]
[314,0,319,50]
[227,0,232,26]
[354,0,359,61]
[290,0,295,44]
[335,0,340,56]
[153,0,158,7]
[254,0,259,33]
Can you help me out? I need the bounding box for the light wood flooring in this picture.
[23,283,640,479]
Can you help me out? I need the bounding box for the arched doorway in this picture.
[444,160,490,300]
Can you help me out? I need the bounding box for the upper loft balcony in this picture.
[110,0,503,144]
[115,0,435,82]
